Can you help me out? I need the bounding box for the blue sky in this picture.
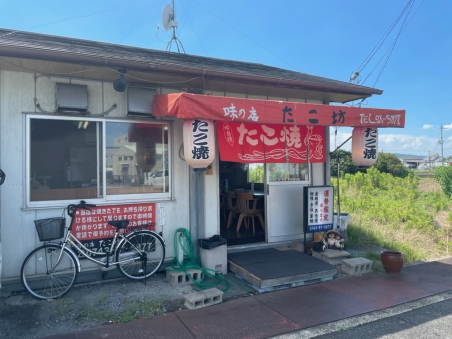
[1,0,451,157]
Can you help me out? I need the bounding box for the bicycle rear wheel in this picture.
[116,230,165,279]
[21,244,78,300]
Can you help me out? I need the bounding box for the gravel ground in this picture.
[0,268,258,339]
[0,272,200,339]
[0,246,386,339]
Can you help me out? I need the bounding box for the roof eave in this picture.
[0,44,381,101]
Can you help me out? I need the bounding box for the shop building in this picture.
[0,29,405,286]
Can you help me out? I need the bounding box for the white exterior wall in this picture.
[0,71,192,282]
[0,71,327,283]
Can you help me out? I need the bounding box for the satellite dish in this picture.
[162,4,178,31]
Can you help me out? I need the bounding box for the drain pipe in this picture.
[189,167,205,260]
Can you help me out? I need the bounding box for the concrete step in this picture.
[312,249,350,265]
[183,287,223,309]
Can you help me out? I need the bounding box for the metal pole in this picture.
[337,150,340,226]
[441,125,444,165]
[331,135,352,229]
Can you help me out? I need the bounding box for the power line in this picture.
[0,0,144,38]
[356,0,415,74]
[370,1,415,87]
[178,0,207,55]
[119,1,160,44]
[350,0,424,85]
[189,0,299,71]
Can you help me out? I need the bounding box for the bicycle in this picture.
[21,200,165,300]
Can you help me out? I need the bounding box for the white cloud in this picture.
[423,124,433,129]
[328,131,446,157]
[329,128,352,151]
[378,134,439,155]
[327,128,451,157]
[443,123,452,130]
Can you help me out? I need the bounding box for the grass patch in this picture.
[334,168,452,263]
[116,300,165,323]
[338,326,351,332]
[73,293,165,324]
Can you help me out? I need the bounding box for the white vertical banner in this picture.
[303,185,334,233]
[157,203,165,234]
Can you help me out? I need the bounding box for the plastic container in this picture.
[198,235,228,275]
[333,213,350,244]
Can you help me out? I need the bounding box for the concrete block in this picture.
[320,249,350,265]
[342,257,373,276]
[166,268,203,285]
[200,245,227,275]
[183,288,223,309]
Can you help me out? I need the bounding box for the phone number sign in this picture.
[303,186,334,233]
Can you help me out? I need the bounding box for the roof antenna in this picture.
[162,1,186,53]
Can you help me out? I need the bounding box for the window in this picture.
[248,164,264,183]
[28,116,170,204]
[268,163,309,182]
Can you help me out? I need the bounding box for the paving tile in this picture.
[321,273,430,309]
[383,262,452,294]
[255,284,376,328]
[176,296,300,339]
[75,313,194,339]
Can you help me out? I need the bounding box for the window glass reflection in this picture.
[106,122,169,195]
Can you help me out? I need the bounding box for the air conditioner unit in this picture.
[127,87,157,116]
[55,84,88,112]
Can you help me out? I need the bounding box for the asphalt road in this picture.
[273,291,452,339]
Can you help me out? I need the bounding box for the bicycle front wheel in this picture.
[21,244,78,300]
[116,230,165,280]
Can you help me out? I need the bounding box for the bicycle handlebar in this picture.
[67,200,97,217]
[0,169,5,186]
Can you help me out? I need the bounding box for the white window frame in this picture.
[25,114,172,208]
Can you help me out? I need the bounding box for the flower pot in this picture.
[381,250,404,273]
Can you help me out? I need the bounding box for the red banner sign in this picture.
[72,203,156,241]
[217,121,326,163]
[152,93,406,128]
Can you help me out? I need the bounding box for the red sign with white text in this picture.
[152,93,406,128]
[72,203,156,241]
[216,121,326,163]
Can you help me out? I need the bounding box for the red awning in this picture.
[152,93,405,128]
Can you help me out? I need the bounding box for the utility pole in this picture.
[440,125,444,165]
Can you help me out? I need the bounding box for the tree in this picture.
[433,166,452,198]
[330,150,359,177]
[373,153,410,178]
[249,164,264,183]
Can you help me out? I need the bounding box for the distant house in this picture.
[417,154,447,170]
[397,155,423,169]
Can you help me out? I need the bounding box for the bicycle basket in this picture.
[34,217,66,242]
